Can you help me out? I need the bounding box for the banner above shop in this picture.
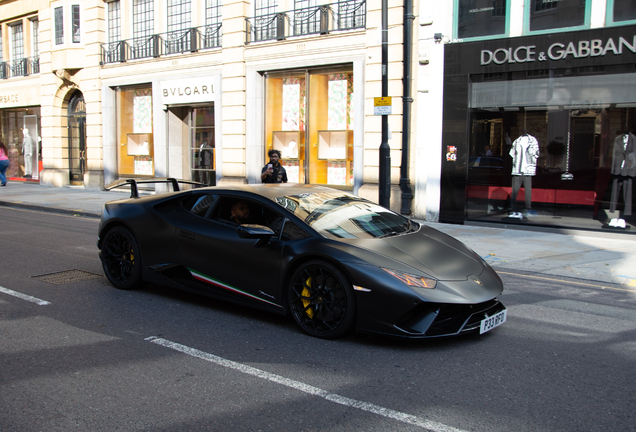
[160,77,215,105]
[0,84,40,108]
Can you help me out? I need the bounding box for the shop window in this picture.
[455,0,509,40]
[527,0,590,33]
[466,72,636,231]
[607,0,636,26]
[116,86,155,177]
[265,67,354,186]
[0,108,41,180]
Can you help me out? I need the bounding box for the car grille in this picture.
[395,299,505,337]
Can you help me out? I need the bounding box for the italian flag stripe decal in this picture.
[188,268,281,308]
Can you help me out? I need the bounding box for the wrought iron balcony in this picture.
[0,57,40,79]
[100,24,222,65]
[246,0,366,43]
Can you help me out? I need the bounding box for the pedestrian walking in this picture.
[0,141,10,186]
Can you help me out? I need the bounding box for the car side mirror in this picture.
[236,224,275,246]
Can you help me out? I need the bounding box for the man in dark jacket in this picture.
[261,149,288,183]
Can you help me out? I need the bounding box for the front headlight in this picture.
[382,268,437,289]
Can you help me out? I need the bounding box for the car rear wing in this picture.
[105,178,206,198]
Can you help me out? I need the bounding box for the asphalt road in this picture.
[1,207,635,432]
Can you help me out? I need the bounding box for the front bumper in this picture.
[393,299,506,338]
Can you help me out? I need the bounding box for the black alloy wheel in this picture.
[100,226,142,290]
[288,261,356,338]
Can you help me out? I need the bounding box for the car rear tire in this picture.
[288,261,356,339]
[100,226,143,290]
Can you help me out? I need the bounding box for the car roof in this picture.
[194,183,344,200]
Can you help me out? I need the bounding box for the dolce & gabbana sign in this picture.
[161,77,215,105]
[481,34,636,66]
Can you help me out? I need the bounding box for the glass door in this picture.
[68,93,86,184]
[190,106,215,186]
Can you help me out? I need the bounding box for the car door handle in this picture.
[179,230,195,240]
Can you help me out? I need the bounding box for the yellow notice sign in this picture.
[374,97,392,115]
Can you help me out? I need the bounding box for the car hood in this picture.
[342,225,484,281]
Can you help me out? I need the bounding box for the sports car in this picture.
[97,179,506,339]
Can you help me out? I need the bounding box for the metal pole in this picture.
[400,0,414,215]
[379,0,391,208]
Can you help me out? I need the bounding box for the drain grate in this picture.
[31,269,103,285]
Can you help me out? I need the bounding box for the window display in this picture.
[466,71,636,231]
[116,86,155,177]
[0,108,41,181]
[265,68,354,187]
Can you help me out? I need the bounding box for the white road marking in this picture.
[146,336,467,432]
[0,286,50,306]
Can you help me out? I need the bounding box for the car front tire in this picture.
[288,261,356,339]
[100,226,143,290]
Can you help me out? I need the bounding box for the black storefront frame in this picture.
[441,24,636,232]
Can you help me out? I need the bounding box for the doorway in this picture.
[68,92,86,185]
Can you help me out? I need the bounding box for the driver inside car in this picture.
[230,200,252,224]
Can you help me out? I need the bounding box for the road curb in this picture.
[0,200,101,219]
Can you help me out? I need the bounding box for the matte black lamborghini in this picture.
[97,179,506,339]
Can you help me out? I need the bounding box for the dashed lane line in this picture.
[146,336,467,432]
[0,286,50,305]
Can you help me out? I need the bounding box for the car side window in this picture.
[210,196,277,227]
[183,194,217,218]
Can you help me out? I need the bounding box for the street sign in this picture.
[374,97,392,115]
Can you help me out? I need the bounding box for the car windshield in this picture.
[274,192,416,239]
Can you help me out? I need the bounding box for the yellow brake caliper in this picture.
[302,277,314,318]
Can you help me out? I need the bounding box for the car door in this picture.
[176,193,285,312]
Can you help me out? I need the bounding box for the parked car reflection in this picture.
[468,156,505,185]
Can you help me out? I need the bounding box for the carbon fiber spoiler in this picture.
[104,178,206,198]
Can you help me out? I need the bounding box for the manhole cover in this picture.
[31,269,103,285]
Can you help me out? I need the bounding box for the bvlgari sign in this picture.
[160,77,215,104]
[481,35,636,65]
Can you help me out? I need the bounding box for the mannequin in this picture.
[608,131,635,228]
[22,128,33,178]
[508,130,540,219]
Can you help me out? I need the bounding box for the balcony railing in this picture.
[246,0,366,43]
[100,24,222,65]
[0,56,40,79]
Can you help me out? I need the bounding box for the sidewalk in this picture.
[1,180,635,287]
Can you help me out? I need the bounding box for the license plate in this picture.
[480,309,507,334]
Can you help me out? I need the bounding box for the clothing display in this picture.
[509,133,540,212]
[22,129,34,177]
[609,132,636,218]
[511,175,533,211]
